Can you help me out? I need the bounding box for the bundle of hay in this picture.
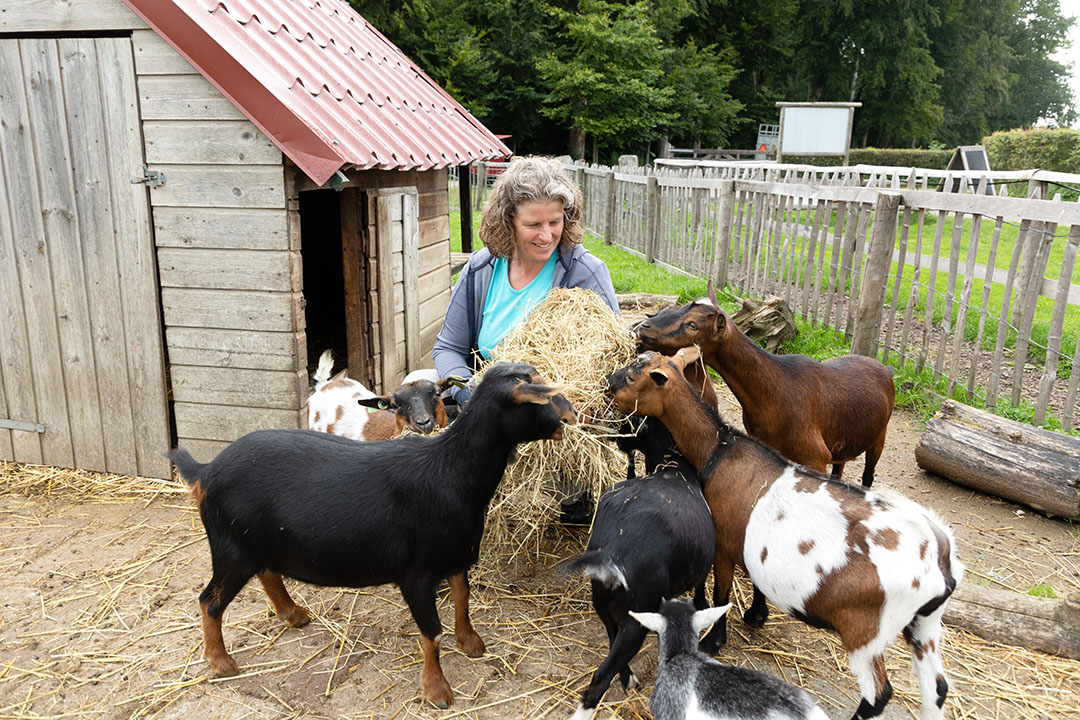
[477,288,638,569]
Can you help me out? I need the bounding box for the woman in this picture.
[432,156,619,406]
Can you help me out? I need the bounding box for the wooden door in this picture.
[0,36,171,478]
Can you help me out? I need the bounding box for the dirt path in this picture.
[1,399,1078,720]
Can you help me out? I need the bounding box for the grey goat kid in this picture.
[631,599,829,720]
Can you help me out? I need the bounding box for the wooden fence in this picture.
[572,161,1080,431]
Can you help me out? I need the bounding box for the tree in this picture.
[929,0,1014,146]
[662,41,744,148]
[988,0,1076,131]
[537,0,676,160]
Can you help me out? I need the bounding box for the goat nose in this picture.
[605,372,622,395]
[416,417,435,433]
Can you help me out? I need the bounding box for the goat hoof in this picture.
[456,630,485,657]
[624,672,639,692]
[422,675,453,709]
[283,606,311,628]
[743,609,767,628]
[206,653,240,678]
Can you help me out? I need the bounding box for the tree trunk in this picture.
[944,582,1080,660]
[915,400,1080,520]
[569,127,585,161]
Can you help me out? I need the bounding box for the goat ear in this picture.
[692,604,731,635]
[673,345,701,368]
[356,395,392,411]
[707,279,721,308]
[436,375,469,392]
[510,383,562,405]
[628,610,665,634]
[648,369,669,386]
[711,307,727,338]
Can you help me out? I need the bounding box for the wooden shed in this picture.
[0,0,509,478]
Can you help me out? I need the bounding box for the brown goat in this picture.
[636,285,894,488]
[606,348,962,720]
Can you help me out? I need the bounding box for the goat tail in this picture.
[567,551,628,591]
[313,349,335,387]
[167,448,206,488]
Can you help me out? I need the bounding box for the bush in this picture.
[982,128,1080,173]
[848,147,954,169]
[783,148,953,169]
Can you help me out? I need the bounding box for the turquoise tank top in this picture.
[476,253,558,359]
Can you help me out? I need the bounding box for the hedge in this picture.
[981,128,1080,174]
[789,148,953,168]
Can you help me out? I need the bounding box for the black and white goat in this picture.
[568,459,715,720]
[169,362,576,709]
[606,348,964,720]
[630,599,829,720]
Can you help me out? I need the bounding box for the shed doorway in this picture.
[298,188,373,390]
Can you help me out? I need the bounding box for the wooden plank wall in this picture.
[362,172,451,392]
[133,28,306,461]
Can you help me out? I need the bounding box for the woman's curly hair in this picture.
[478,156,584,258]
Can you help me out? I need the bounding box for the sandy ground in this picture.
[2,386,1079,720]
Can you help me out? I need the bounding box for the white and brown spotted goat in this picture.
[307,350,462,441]
[606,347,963,720]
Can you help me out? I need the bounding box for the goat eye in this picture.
[687,321,698,331]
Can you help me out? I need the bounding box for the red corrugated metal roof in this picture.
[124,0,511,185]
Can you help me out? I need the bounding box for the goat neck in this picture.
[659,377,729,473]
[704,317,787,413]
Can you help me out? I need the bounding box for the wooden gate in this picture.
[0,36,171,478]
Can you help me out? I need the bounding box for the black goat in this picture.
[169,362,576,709]
[568,458,715,720]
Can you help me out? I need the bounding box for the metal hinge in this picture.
[0,418,45,433]
[131,164,166,188]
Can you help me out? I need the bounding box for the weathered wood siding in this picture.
[0,34,171,478]
[359,170,450,391]
[133,28,305,460]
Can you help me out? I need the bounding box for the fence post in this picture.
[851,191,901,357]
[576,166,587,219]
[459,163,473,253]
[712,180,735,288]
[604,170,616,245]
[645,174,659,263]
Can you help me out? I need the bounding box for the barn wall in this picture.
[133,28,306,461]
[354,170,450,391]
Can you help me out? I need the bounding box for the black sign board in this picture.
[943,145,994,194]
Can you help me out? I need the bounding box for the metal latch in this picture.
[131,164,166,188]
[0,418,45,433]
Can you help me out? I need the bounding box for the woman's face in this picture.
[511,199,564,267]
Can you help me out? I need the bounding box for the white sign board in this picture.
[780,106,852,154]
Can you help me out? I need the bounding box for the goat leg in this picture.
[198,562,252,678]
[699,557,734,654]
[573,619,648,720]
[743,584,769,627]
[449,571,485,657]
[257,571,310,628]
[401,579,453,708]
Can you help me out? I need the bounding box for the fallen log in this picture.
[915,400,1080,520]
[944,582,1080,660]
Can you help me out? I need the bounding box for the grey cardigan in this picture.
[432,244,619,404]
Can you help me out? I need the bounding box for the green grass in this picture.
[1028,584,1060,599]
